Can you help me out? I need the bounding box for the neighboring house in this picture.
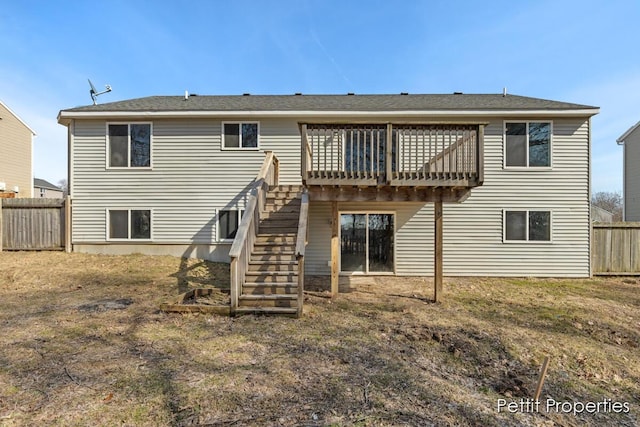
[617,121,640,221]
[33,178,64,198]
[58,93,598,314]
[0,100,36,197]
[591,204,614,223]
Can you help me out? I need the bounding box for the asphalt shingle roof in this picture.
[33,178,61,191]
[61,93,598,113]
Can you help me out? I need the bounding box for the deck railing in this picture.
[229,151,279,313]
[301,123,483,187]
[295,190,309,318]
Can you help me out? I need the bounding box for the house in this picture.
[0,100,36,197]
[33,178,64,198]
[57,93,598,315]
[617,121,640,221]
[591,204,613,223]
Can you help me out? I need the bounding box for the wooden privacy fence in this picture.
[0,198,69,251]
[592,222,640,275]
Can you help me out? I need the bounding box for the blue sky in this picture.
[1,0,639,193]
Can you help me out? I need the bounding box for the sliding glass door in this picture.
[340,213,394,274]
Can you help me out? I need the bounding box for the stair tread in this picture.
[249,260,297,264]
[244,282,298,287]
[239,294,297,300]
[234,307,299,314]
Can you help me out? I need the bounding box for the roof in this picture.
[616,120,640,145]
[58,93,599,123]
[33,178,62,191]
[0,100,37,135]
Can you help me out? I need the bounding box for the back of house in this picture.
[57,93,598,283]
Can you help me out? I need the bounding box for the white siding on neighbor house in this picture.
[623,127,640,221]
[305,118,591,277]
[70,115,591,277]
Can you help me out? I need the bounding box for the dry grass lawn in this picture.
[0,252,638,426]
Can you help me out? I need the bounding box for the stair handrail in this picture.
[229,151,279,313]
[295,190,309,317]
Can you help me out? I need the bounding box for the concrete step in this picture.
[244,271,298,283]
[242,282,298,295]
[234,306,299,317]
[248,261,297,272]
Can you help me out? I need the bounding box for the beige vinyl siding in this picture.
[0,103,33,197]
[305,118,591,277]
[70,115,590,277]
[623,127,640,221]
[70,119,303,262]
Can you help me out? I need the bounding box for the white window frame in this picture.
[221,121,260,150]
[106,208,153,241]
[217,209,244,242]
[338,211,396,275]
[106,122,153,169]
[503,121,553,169]
[502,209,553,243]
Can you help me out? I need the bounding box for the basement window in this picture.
[108,209,152,240]
[505,122,551,167]
[107,123,152,168]
[504,210,551,242]
[222,122,259,149]
[218,210,244,241]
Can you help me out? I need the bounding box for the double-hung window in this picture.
[504,210,551,242]
[505,122,551,167]
[218,209,244,241]
[222,122,259,149]
[108,123,152,168]
[108,209,152,240]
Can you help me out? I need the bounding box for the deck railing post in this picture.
[386,123,393,184]
[477,125,484,185]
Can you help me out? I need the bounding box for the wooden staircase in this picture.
[235,185,304,316]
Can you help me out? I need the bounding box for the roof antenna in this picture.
[502,87,507,97]
[88,79,112,105]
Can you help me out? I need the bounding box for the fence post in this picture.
[0,199,3,252]
[65,196,71,253]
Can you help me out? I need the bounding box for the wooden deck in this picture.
[301,123,484,192]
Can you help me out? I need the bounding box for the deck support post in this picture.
[331,201,339,296]
[434,199,443,302]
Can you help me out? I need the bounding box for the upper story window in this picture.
[108,123,151,168]
[505,122,551,168]
[222,122,259,149]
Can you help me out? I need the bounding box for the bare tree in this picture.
[57,179,68,197]
[592,191,622,221]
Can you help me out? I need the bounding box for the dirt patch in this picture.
[77,298,134,312]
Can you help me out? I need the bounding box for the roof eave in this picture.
[58,108,600,122]
[1,100,37,135]
[617,120,640,145]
